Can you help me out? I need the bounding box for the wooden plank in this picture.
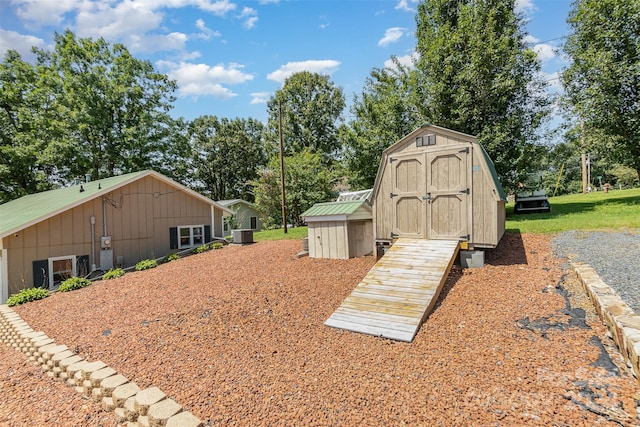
[324,238,459,342]
[332,306,418,325]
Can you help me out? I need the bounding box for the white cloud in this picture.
[515,0,536,14]
[13,0,82,26]
[126,32,189,54]
[267,60,340,83]
[533,43,556,62]
[250,91,271,104]
[0,29,46,60]
[258,0,279,4]
[378,27,405,47]
[157,60,254,98]
[525,35,557,63]
[239,7,258,29]
[384,52,419,71]
[195,18,221,40]
[395,0,418,13]
[75,2,164,40]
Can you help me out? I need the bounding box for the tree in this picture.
[188,115,266,201]
[253,150,334,228]
[414,0,550,188]
[562,0,640,181]
[265,71,345,163]
[0,29,188,202]
[343,58,423,189]
[0,51,56,202]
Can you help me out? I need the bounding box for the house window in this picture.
[48,255,76,289]
[250,217,257,230]
[178,225,205,249]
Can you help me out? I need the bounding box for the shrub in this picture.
[164,252,181,262]
[211,242,224,250]
[7,287,50,306]
[135,259,157,271]
[103,268,125,280]
[58,277,91,292]
[192,244,209,254]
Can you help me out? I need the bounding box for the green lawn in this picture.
[506,188,640,234]
[253,226,308,242]
[251,188,639,241]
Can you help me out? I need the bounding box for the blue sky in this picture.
[0,0,572,124]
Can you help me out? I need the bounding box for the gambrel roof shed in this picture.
[371,124,506,249]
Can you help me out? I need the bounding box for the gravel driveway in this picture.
[552,229,640,313]
[2,234,640,426]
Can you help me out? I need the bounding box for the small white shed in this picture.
[301,200,373,260]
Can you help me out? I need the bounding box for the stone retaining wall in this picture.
[572,262,640,383]
[0,305,203,427]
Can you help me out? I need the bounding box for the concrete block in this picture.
[113,382,141,408]
[58,355,83,372]
[147,398,182,427]
[460,250,484,268]
[134,387,166,416]
[102,396,116,412]
[166,411,203,427]
[90,366,116,388]
[100,374,129,397]
[124,396,139,422]
[51,350,75,366]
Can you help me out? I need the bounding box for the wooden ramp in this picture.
[325,238,459,342]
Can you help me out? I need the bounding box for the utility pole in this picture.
[581,120,587,193]
[278,100,287,234]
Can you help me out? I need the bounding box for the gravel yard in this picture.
[2,233,640,426]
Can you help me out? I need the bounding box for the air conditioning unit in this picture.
[232,229,253,244]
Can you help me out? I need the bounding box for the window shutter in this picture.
[170,227,178,249]
[77,255,90,277]
[32,260,48,289]
[204,225,211,243]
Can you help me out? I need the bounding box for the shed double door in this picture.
[390,146,471,241]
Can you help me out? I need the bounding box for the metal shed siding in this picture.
[4,175,215,295]
[372,125,505,248]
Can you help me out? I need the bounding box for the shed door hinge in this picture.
[390,192,398,198]
[460,234,470,241]
[460,188,470,194]
[459,147,470,154]
[390,232,398,239]
[390,157,397,163]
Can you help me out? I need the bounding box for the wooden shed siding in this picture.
[5,175,216,294]
[372,126,504,249]
[308,221,349,260]
[347,220,374,257]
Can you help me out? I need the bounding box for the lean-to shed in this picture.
[372,125,506,250]
[301,200,373,259]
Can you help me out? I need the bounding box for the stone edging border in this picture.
[571,261,640,383]
[0,304,203,427]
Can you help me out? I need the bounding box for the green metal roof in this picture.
[0,171,148,238]
[0,170,232,238]
[301,200,370,218]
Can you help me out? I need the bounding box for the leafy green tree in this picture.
[0,51,56,202]
[188,115,266,201]
[253,150,334,228]
[0,29,188,202]
[562,0,640,181]
[265,71,345,163]
[343,59,423,189]
[414,0,550,188]
[45,30,188,181]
